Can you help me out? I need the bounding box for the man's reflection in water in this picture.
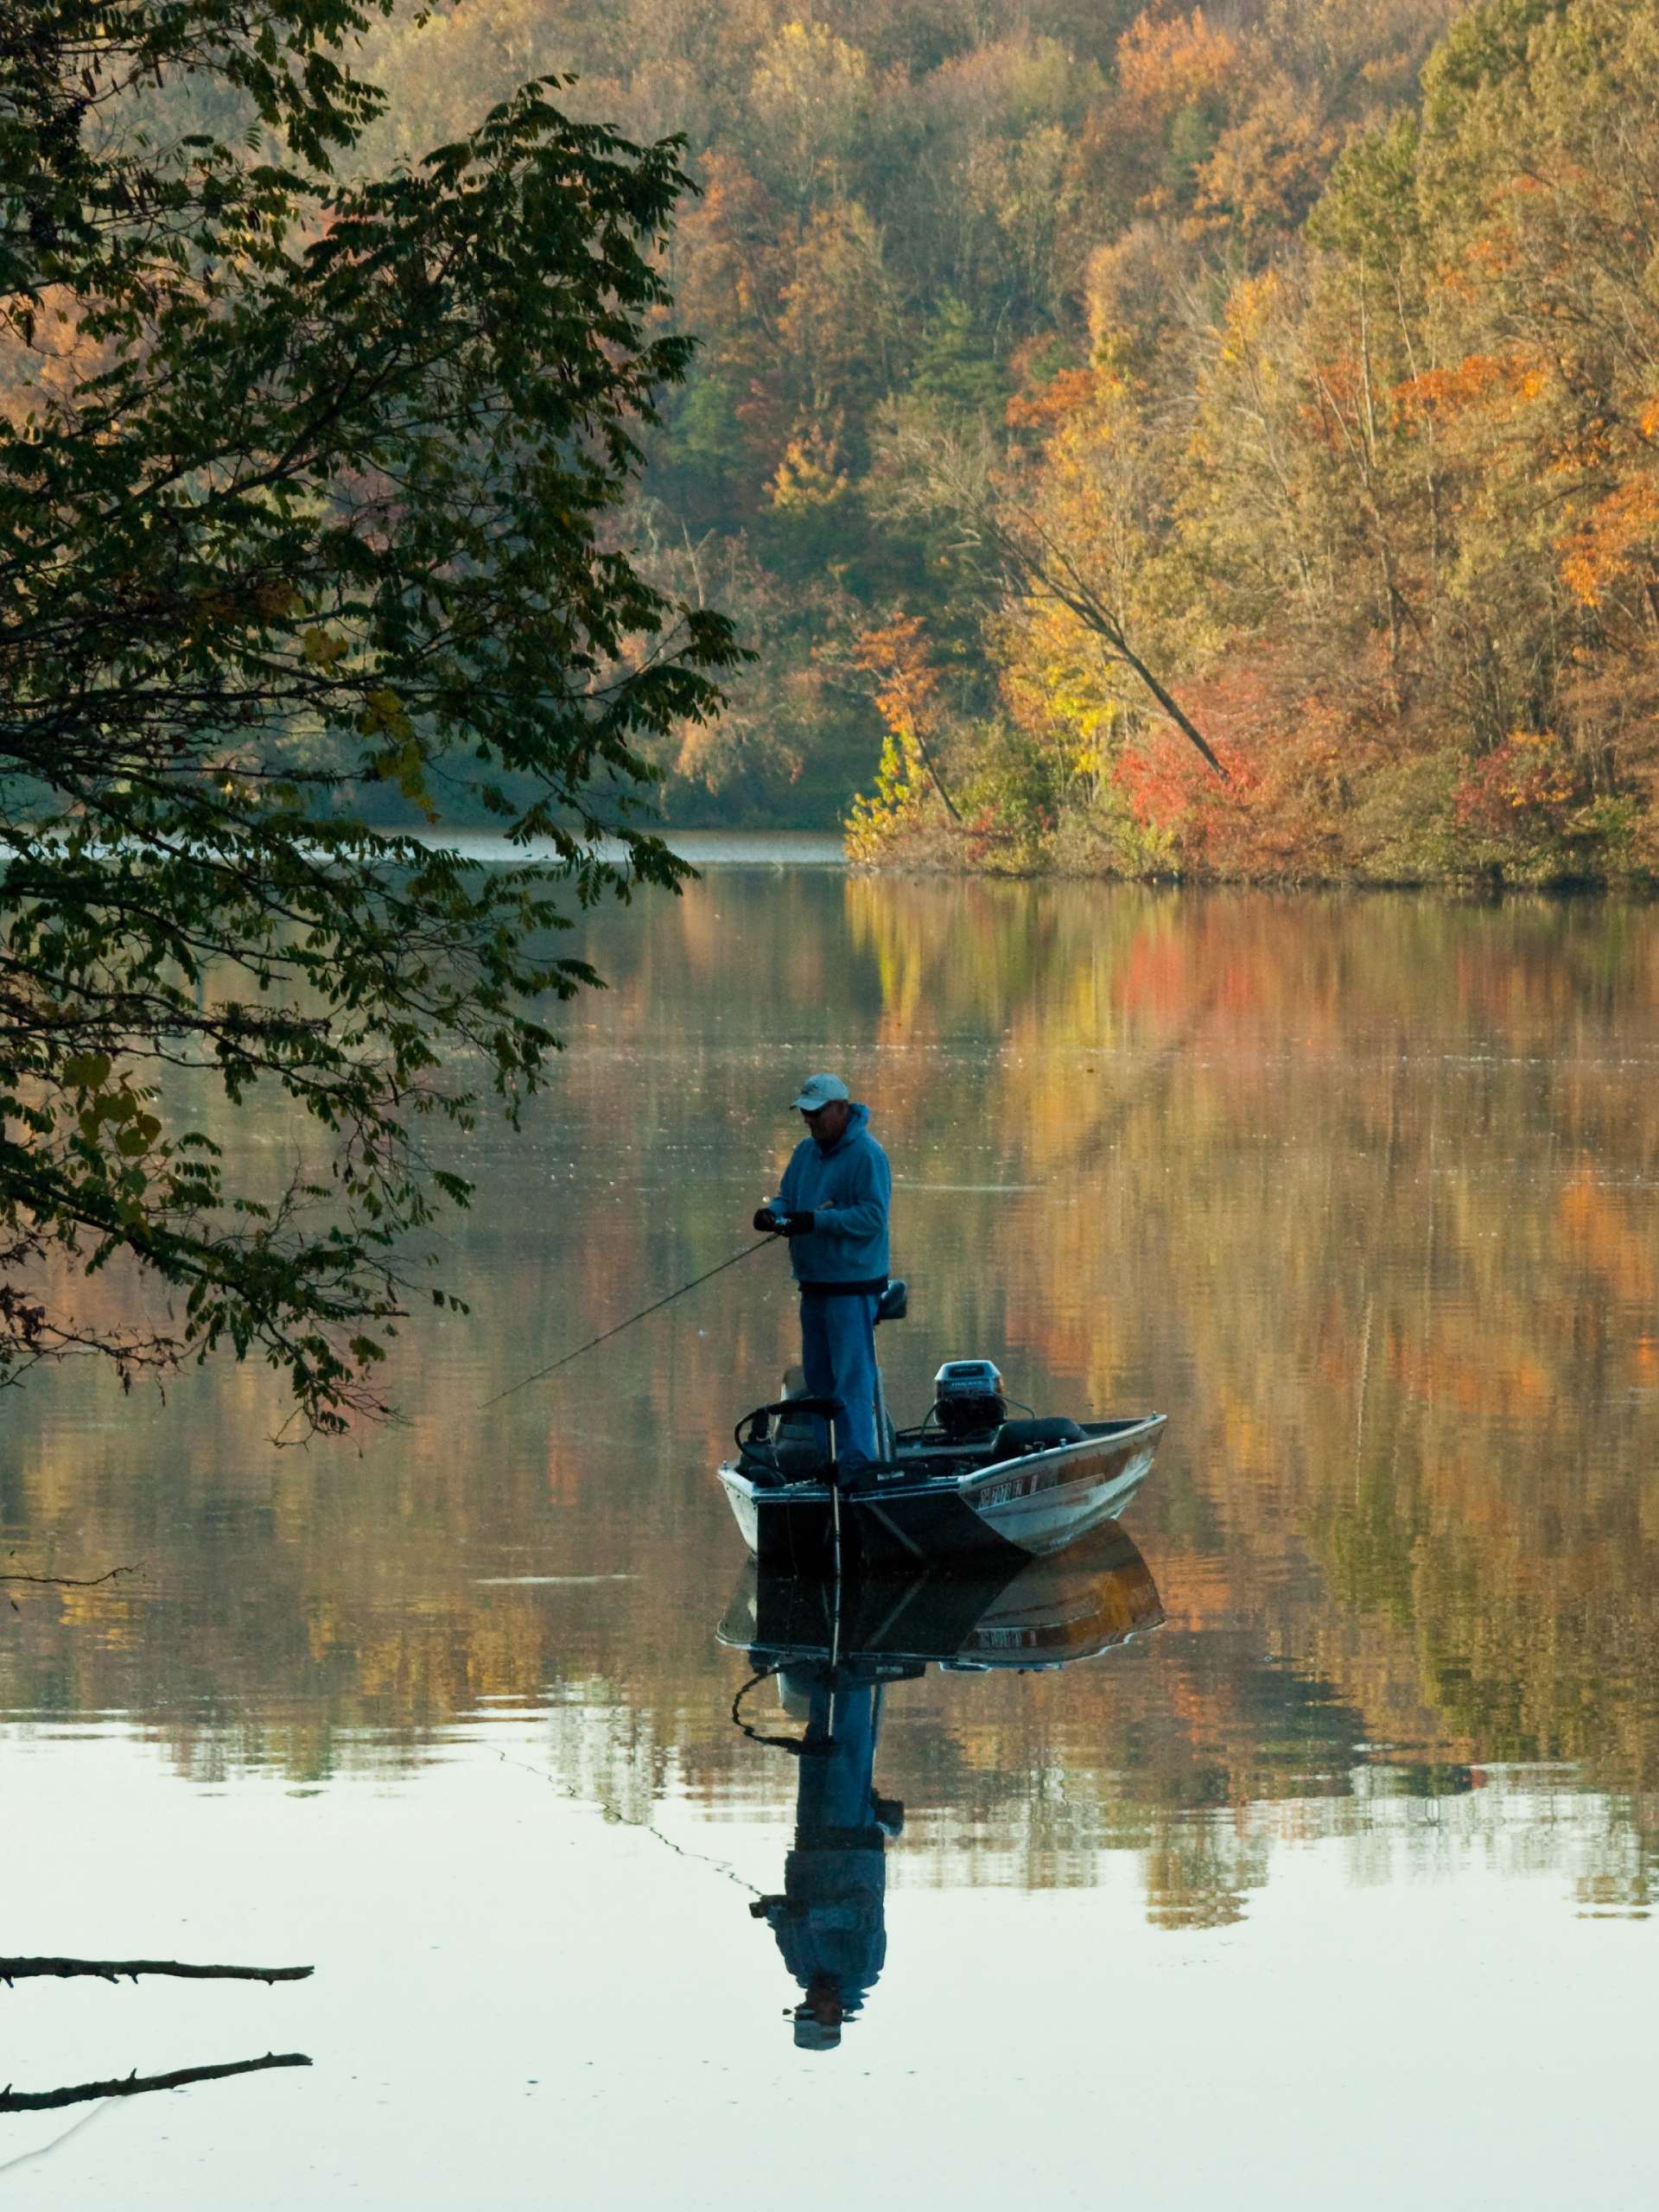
[750,1665,911,2050]
[726,1525,1166,2052]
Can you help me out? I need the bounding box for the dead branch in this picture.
[0,1567,135,1590]
[0,1957,312,1986]
[876,412,1229,782]
[0,2052,310,2113]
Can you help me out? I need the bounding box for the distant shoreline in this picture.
[410,829,849,868]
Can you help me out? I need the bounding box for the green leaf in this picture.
[0,5,735,1434]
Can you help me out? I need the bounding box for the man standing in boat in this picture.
[753,1073,892,1471]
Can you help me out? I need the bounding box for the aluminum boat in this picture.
[717,1330,1165,1573]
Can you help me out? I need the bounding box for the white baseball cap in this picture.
[791,1072,849,1112]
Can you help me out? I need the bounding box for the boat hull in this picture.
[717,1523,1166,1673]
[717,1416,1164,1573]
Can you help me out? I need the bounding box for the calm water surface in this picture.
[2,854,1656,2205]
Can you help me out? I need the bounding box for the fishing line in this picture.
[731,1663,830,1758]
[478,1236,775,1408]
[493,1748,762,1895]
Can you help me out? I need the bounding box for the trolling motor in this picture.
[931,1359,1008,1442]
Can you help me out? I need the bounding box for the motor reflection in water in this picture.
[719,1521,1165,2052]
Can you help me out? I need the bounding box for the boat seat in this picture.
[988,1416,1084,1463]
[763,1393,840,1479]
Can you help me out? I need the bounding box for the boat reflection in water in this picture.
[718,1522,1165,2052]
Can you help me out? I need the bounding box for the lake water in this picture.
[3,853,1656,2206]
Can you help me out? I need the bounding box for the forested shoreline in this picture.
[16,2,1654,880]
[350,0,1659,885]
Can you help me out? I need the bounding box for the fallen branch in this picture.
[0,1958,313,1986]
[0,1567,135,1590]
[0,2052,310,2113]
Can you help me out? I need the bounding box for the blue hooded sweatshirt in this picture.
[769,1102,891,1288]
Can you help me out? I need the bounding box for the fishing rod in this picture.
[478,1236,775,1409]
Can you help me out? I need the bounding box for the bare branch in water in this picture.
[0,2052,310,2113]
[0,1958,312,1986]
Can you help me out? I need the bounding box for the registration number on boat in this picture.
[980,1472,1035,1507]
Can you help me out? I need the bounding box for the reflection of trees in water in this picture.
[1577,1808,1656,1921]
[842,880,1659,1906]
[1147,1824,1267,1932]
[4,879,1659,1922]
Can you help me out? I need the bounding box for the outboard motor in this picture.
[932,1359,1007,1442]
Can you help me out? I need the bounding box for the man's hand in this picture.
[753,1207,813,1236]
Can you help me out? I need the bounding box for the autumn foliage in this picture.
[343,0,1659,880]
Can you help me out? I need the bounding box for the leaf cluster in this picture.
[1,2,739,1424]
